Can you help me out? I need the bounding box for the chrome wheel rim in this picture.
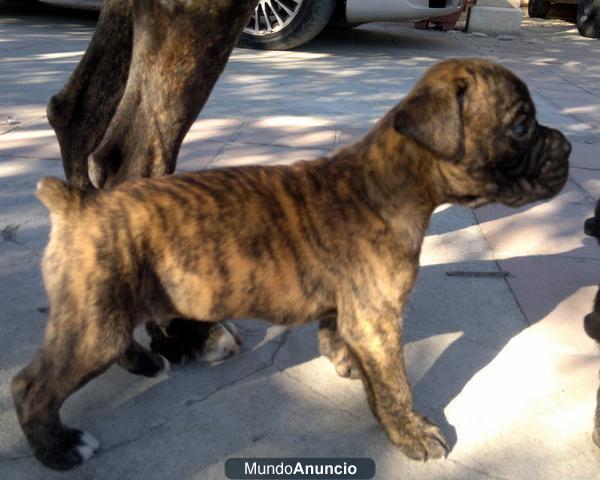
[244,0,304,36]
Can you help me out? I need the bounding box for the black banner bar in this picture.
[225,458,376,480]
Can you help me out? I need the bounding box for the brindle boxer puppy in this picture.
[12,59,571,470]
[584,199,600,448]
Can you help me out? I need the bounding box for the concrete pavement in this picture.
[1,4,600,479]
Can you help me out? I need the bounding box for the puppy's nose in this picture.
[584,217,596,236]
[584,312,600,341]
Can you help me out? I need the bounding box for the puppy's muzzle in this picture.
[499,126,571,207]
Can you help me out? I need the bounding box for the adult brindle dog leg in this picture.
[47,0,132,191]
[48,0,259,190]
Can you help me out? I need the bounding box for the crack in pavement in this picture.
[182,361,274,409]
[447,458,512,480]
[276,367,364,421]
[0,453,33,463]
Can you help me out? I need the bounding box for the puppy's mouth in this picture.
[496,126,570,208]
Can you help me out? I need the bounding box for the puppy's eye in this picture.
[512,120,528,137]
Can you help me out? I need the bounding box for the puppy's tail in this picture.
[36,177,83,216]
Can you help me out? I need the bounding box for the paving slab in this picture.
[1,4,600,480]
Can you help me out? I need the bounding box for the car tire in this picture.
[528,0,551,18]
[577,0,600,38]
[238,0,337,50]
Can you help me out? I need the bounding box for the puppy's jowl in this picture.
[12,59,571,470]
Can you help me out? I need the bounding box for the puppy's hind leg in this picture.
[318,313,361,379]
[11,307,130,470]
[145,318,210,364]
[146,318,242,365]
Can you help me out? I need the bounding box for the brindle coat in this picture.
[12,59,571,470]
[584,199,600,448]
[48,0,259,190]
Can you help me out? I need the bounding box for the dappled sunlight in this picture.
[183,118,243,144]
[252,116,334,128]
[420,228,494,267]
[563,104,600,115]
[212,144,330,168]
[564,123,600,133]
[34,50,85,60]
[238,116,337,150]
[421,204,494,267]
[0,125,61,161]
[1,127,55,142]
[0,159,38,179]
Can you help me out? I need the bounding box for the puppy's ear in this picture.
[393,81,467,162]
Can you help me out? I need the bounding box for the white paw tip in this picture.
[159,354,172,374]
[77,445,95,462]
[80,431,100,451]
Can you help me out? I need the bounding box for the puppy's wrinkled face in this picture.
[393,58,571,208]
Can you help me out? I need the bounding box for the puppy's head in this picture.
[392,58,571,208]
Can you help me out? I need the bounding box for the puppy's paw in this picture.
[76,431,100,462]
[331,350,361,379]
[321,341,361,379]
[37,428,100,471]
[387,414,448,462]
[198,321,242,363]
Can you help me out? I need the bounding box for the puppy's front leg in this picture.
[338,303,448,461]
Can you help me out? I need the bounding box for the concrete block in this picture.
[468,5,523,35]
[477,0,521,8]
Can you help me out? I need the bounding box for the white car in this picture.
[40,0,464,49]
[240,0,463,49]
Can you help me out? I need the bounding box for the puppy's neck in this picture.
[332,121,443,253]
